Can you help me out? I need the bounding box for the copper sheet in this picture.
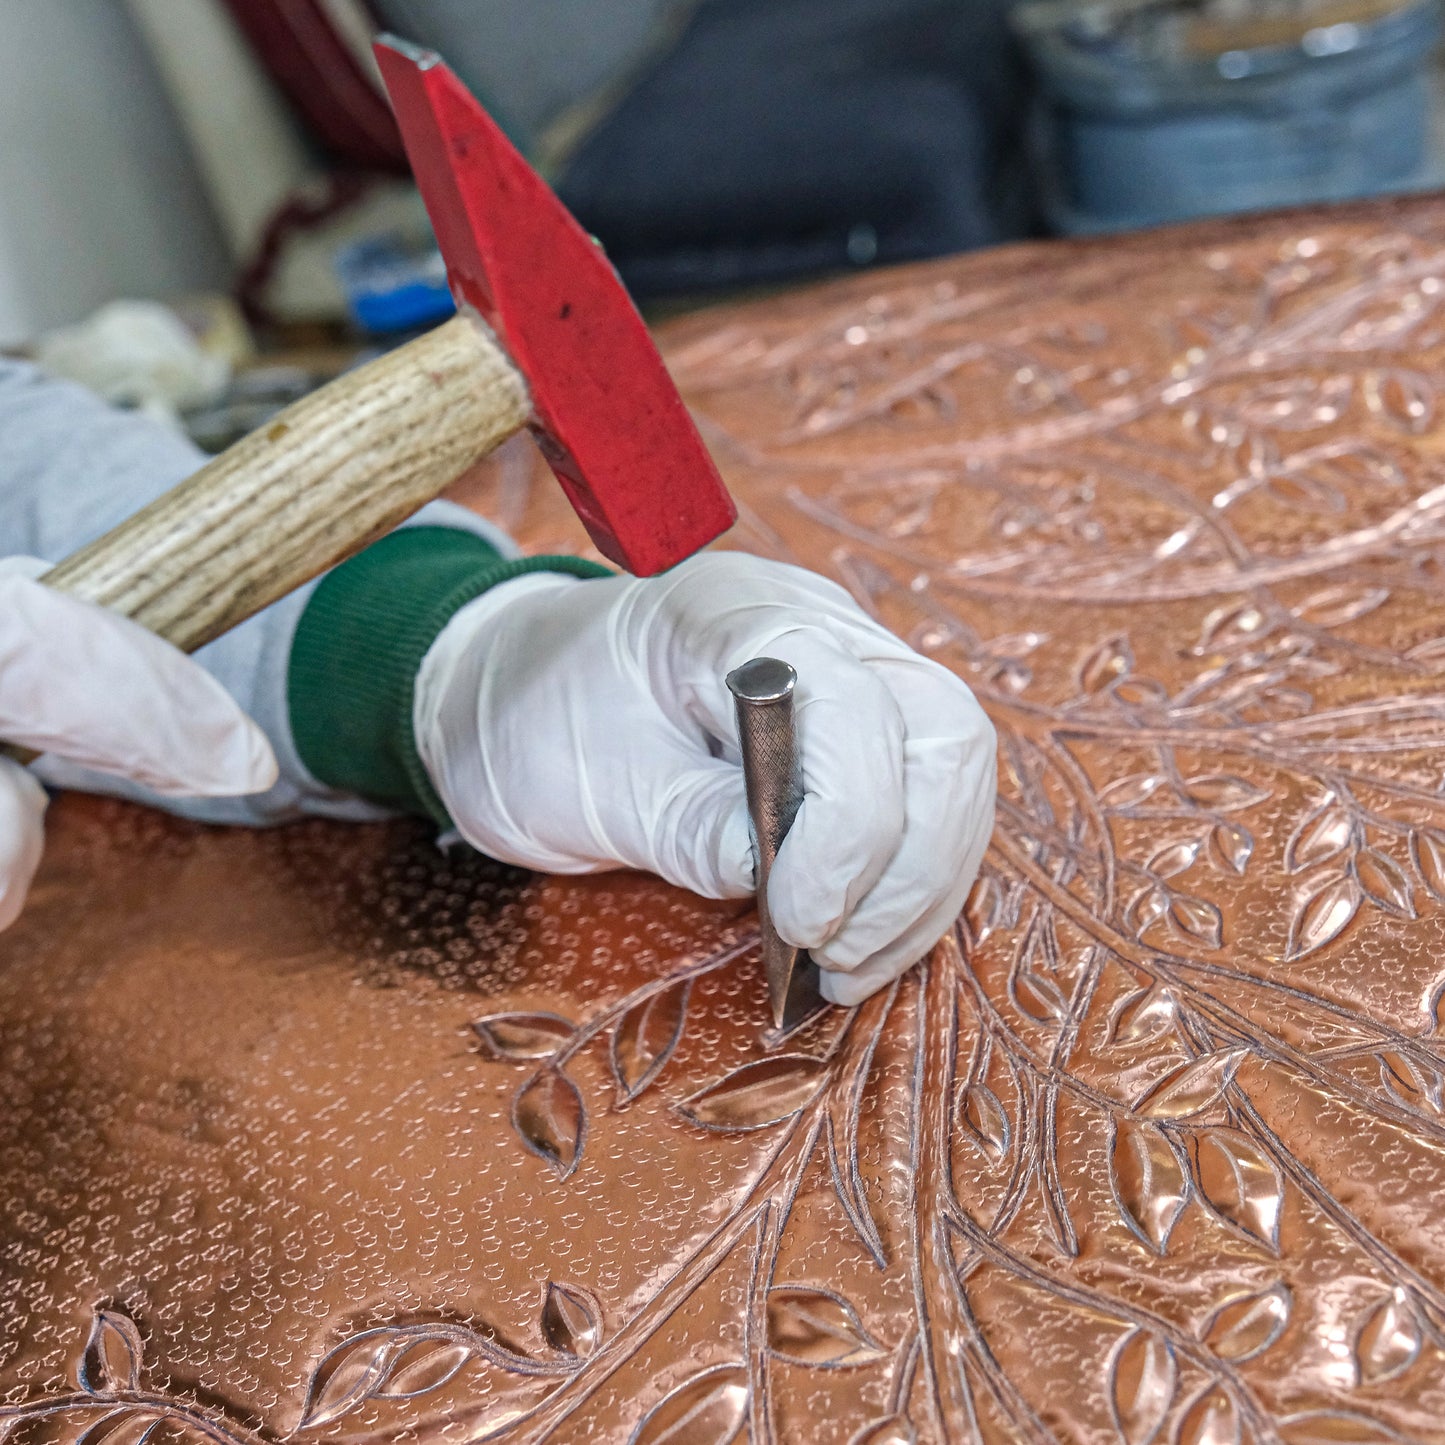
[7,201,1445,1443]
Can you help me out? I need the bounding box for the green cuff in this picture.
[287,527,611,824]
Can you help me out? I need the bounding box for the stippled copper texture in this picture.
[8,199,1445,1442]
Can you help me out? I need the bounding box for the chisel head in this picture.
[374,36,737,576]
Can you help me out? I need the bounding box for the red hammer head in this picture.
[374,36,736,576]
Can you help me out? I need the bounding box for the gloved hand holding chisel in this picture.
[0,39,996,1007]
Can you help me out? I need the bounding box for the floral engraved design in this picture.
[10,207,1445,1441]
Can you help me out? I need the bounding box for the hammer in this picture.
[25,37,735,660]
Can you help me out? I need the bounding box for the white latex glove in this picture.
[0,558,277,930]
[416,552,997,1004]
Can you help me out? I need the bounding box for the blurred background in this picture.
[3,0,1441,442]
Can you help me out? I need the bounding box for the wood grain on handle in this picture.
[41,312,530,654]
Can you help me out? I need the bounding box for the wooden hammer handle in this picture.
[43,312,529,655]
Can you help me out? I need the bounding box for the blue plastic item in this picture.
[334,234,456,335]
[1012,0,1444,234]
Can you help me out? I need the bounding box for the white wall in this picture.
[0,2,231,345]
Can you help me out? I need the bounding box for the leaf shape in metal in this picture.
[1078,634,1133,694]
[1148,840,1199,879]
[296,1331,394,1431]
[542,1281,601,1360]
[1377,1051,1444,1114]
[1108,1327,1176,1445]
[1353,1289,1422,1384]
[1182,774,1269,812]
[76,1412,163,1445]
[1293,583,1391,627]
[611,979,690,1102]
[1285,803,1354,874]
[1353,847,1415,919]
[628,1363,748,1445]
[1109,1118,1188,1254]
[375,1337,471,1399]
[1285,872,1361,961]
[766,1286,886,1367]
[848,1415,917,1445]
[1176,1386,1240,1445]
[1188,1127,1284,1249]
[1410,826,1445,902]
[1169,894,1223,949]
[1012,969,1068,1024]
[1202,1283,1291,1361]
[1109,986,1178,1048]
[78,1310,144,1396]
[1100,773,1166,810]
[1278,1411,1404,1444]
[679,1054,827,1131]
[513,1066,585,1177]
[1209,821,1253,875]
[1133,1049,1246,1121]
[472,1011,575,1061]
[959,1082,1010,1161]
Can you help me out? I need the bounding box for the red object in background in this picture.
[374,37,736,576]
[217,0,406,173]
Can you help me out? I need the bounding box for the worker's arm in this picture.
[288,540,997,1005]
[0,357,503,825]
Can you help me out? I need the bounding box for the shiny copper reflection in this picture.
[6,201,1445,1442]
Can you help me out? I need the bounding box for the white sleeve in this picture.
[0,357,514,825]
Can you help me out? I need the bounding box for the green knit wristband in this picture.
[287,527,611,824]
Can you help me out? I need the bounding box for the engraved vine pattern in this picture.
[8,211,1445,1442]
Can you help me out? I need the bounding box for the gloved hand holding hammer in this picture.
[0,40,996,1007]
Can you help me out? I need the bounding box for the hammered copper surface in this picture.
[7,202,1445,1444]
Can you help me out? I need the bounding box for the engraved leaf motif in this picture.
[1363,368,1433,434]
[1079,634,1133,694]
[1012,969,1068,1024]
[296,1332,396,1430]
[76,1411,164,1445]
[1410,827,1445,902]
[1202,1283,1291,1361]
[611,979,690,1102]
[1148,841,1199,879]
[542,1281,601,1360]
[1286,872,1362,961]
[472,1012,575,1061]
[1109,987,1177,1048]
[1293,584,1390,628]
[1353,847,1415,919]
[1377,1051,1444,1113]
[1353,1290,1422,1384]
[1278,1411,1404,1444]
[766,1286,886,1367]
[848,1416,917,1445]
[1196,602,1266,655]
[959,1082,1010,1161]
[1169,894,1223,950]
[375,1338,470,1399]
[1133,1049,1246,1121]
[679,1055,827,1131]
[1109,1119,1188,1254]
[1101,774,1166,810]
[513,1066,585,1177]
[1108,1327,1176,1445]
[78,1310,143,1395]
[1182,774,1269,812]
[629,1363,748,1445]
[1285,802,1354,873]
[1176,1386,1240,1445]
[1210,821,1253,875]
[1188,1127,1284,1249]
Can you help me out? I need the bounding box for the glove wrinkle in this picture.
[416,550,997,1005]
